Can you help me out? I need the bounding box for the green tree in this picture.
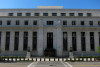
[98,47,100,53]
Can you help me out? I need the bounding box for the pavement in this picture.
[0,61,100,67]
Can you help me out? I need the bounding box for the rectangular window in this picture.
[0,20,2,25]
[8,13,13,16]
[81,32,86,51]
[17,13,22,16]
[24,20,28,25]
[52,13,57,16]
[69,13,74,16]
[34,13,40,16]
[16,20,20,25]
[72,21,76,25]
[23,32,28,51]
[99,32,100,46]
[87,13,92,17]
[7,20,11,25]
[14,32,19,51]
[33,20,37,25]
[0,32,1,49]
[43,13,48,16]
[63,21,67,25]
[72,32,77,51]
[61,13,66,16]
[89,21,93,25]
[78,13,83,16]
[5,32,10,51]
[47,21,53,25]
[63,32,67,51]
[90,32,95,51]
[81,21,84,25]
[98,21,100,25]
[32,32,37,50]
[26,13,31,16]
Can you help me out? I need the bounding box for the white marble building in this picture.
[0,6,100,57]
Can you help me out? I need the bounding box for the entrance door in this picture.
[47,32,53,49]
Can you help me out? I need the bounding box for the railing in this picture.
[0,57,100,62]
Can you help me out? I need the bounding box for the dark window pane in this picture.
[98,21,100,25]
[63,32,67,51]
[24,20,28,25]
[8,13,13,16]
[7,20,11,25]
[89,21,93,25]
[81,21,84,25]
[0,20,2,25]
[16,20,20,25]
[33,20,37,25]
[63,21,67,25]
[87,13,92,16]
[61,13,66,16]
[52,13,57,16]
[69,13,74,16]
[17,13,22,16]
[26,13,31,16]
[32,32,37,50]
[47,21,53,25]
[72,21,76,25]
[78,13,83,16]
[34,13,40,16]
[43,13,48,16]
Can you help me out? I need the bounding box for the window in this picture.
[24,20,28,25]
[0,20,2,25]
[8,13,13,16]
[81,32,86,51]
[26,13,31,16]
[43,13,48,16]
[81,21,84,25]
[34,13,40,16]
[52,13,57,16]
[90,32,95,51]
[89,21,93,25]
[98,21,100,25]
[33,20,37,25]
[0,32,1,49]
[7,20,11,25]
[72,21,76,25]
[78,13,83,16]
[63,21,67,25]
[69,13,74,16]
[16,20,20,25]
[32,32,37,50]
[99,32,100,46]
[61,13,66,16]
[17,13,22,16]
[87,13,92,16]
[5,32,10,51]
[63,32,67,51]
[47,21,53,25]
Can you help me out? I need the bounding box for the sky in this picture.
[0,0,100,9]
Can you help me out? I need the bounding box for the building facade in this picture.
[0,6,100,57]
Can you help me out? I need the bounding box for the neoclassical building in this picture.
[0,6,100,57]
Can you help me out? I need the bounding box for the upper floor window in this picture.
[47,21,53,25]
[69,13,74,16]
[81,21,84,25]
[61,13,66,16]
[16,20,20,25]
[72,21,76,25]
[52,13,57,16]
[89,21,93,25]
[24,20,28,25]
[17,13,22,16]
[43,13,48,16]
[33,20,37,25]
[0,20,2,25]
[7,20,11,25]
[34,13,40,16]
[87,13,92,17]
[98,21,100,25]
[8,13,13,16]
[26,13,31,16]
[63,21,67,25]
[78,13,83,16]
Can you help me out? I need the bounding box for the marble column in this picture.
[28,31,32,51]
[67,32,72,51]
[9,31,15,51]
[18,31,24,51]
[94,31,99,52]
[37,19,44,56]
[85,31,90,52]
[1,31,6,51]
[77,31,81,51]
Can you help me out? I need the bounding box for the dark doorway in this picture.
[47,32,53,49]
